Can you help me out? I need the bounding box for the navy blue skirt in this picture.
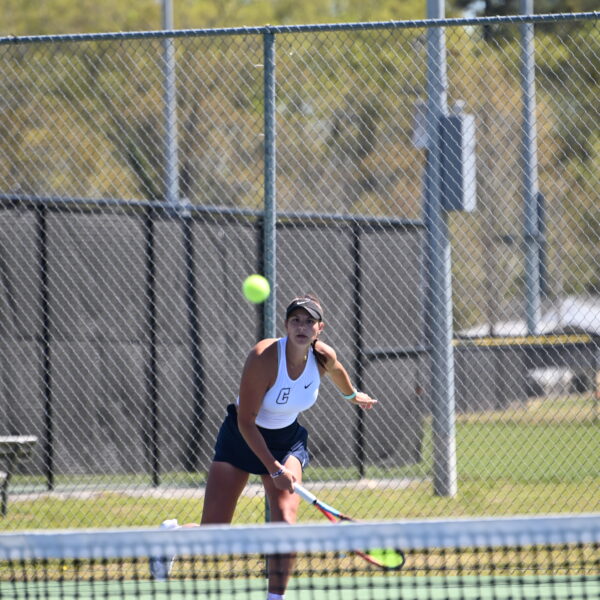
[213,404,310,475]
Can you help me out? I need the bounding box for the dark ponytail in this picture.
[311,339,328,369]
[303,294,328,369]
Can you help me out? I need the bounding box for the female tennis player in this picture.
[150,294,377,600]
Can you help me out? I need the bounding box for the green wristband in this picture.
[342,390,357,400]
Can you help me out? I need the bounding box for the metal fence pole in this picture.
[162,0,180,209]
[37,206,55,491]
[143,210,160,487]
[350,225,366,477]
[262,30,277,526]
[424,0,457,497]
[520,0,542,334]
[182,214,207,474]
[263,31,277,339]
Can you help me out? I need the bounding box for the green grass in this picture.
[2,395,598,530]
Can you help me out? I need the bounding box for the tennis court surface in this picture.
[1,514,598,599]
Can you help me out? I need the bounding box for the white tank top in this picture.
[240,337,320,429]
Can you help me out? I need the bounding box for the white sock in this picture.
[266,594,284,600]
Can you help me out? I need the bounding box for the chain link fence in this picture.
[0,12,598,529]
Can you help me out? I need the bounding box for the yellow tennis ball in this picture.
[242,274,270,304]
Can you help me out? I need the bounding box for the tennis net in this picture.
[1,514,598,599]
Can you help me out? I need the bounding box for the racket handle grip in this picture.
[294,483,317,504]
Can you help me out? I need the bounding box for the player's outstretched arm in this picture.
[315,340,378,410]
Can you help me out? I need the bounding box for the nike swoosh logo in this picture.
[304,382,313,389]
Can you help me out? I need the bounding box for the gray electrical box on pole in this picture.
[413,100,477,214]
[440,107,477,213]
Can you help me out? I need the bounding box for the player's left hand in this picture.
[351,391,378,410]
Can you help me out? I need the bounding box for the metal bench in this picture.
[0,436,38,517]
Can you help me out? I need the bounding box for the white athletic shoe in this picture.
[149,518,179,580]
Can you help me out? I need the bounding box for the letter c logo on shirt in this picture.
[276,388,291,404]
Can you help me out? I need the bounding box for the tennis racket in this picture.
[294,483,405,570]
